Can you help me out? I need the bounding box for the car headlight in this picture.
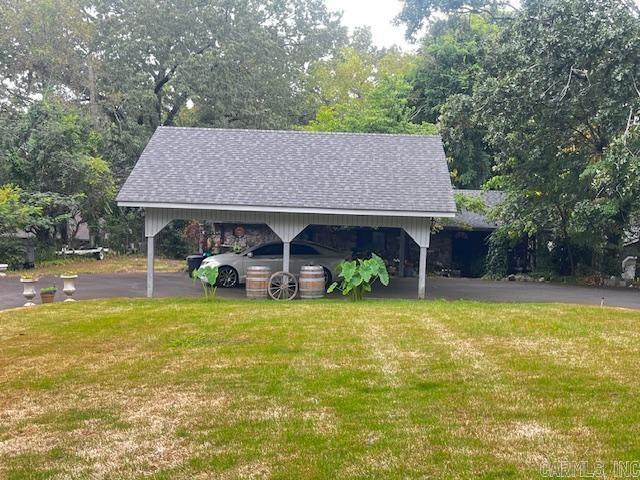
[201,258,221,267]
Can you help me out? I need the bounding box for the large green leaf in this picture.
[379,268,390,286]
[340,261,357,282]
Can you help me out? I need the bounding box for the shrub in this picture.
[327,254,389,301]
[0,237,25,269]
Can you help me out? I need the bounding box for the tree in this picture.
[92,0,346,131]
[0,99,115,244]
[477,0,640,274]
[0,0,94,107]
[0,185,41,236]
[410,14,499,187]
[0,185,42,268]
[304,50,437,135]
[397,0,512,39]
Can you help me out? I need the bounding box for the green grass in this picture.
[0,299,639,479]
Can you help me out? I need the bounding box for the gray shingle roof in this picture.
[116,127,456,216]
[452,189,505,230]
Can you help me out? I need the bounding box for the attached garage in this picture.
[117,127,456,299]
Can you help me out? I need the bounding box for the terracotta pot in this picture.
[40,292,56,304]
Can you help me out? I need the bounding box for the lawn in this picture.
[6,255,185,277]
[0,299,638,479]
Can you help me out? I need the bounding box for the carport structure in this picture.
[117,127,456,299]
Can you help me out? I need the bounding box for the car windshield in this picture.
[238,241,339,255]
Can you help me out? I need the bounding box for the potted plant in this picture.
[40,285,57,304]
[20,275,38,307]
[60,273,78,302]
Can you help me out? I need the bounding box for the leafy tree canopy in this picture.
[304,49,437,134]
[410,14,499,187]
[478,0,640,273]
[397,0,512,38]
[0,185,41,236]
[0,99,115,243]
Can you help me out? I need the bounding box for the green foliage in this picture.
[454,192,487,215]
[304,49,437,135]
[157,221,191,259]
[476,0,640,274]
[191,265,220,300]
[1,0,350,257]
[0,184,42,268]
[327,254,390,301]
[0,237,25,269]
[0,99,115,245]
[40,285,57,295]
[92,0,346,133]
[0,185,41,235]
[410,14,499,188]
[397,0,509,38]
[484,229,512,278]
[103,208,144,253]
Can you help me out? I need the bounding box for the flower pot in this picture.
[20,278,38,307]
[60,275,78,302]
[0,264,7,277]
[40,292,55,304]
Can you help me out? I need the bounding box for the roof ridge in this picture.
[157,125,442,140]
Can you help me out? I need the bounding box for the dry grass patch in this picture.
[7,254,184,277]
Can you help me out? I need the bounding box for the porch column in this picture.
[403,219,432,300]
[418,246,427,300]
[146,235,155,298]
[283,241,291,273]
[267,216,307,274]
[398,229,406,278]
[144,208,172,299]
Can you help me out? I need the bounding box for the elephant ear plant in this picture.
[191,265,220,300]
[327,254,390,301]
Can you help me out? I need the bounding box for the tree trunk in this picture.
[88,54,99,126]
[566,239,575,276]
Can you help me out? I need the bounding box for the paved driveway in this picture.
[1,273,639,310]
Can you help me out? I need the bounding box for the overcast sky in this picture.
[325,0,416,51]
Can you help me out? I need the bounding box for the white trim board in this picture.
[118,201,455,219]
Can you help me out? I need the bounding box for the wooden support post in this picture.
[147,235,155,298]
[418,246,427,300]
[399,229,406,278]
[403,219,431,300]
[283,241,291,273]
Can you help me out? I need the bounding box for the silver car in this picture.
[200,240,348,288]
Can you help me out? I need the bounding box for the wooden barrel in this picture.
[246,266,271,299]
[299,265,326,299]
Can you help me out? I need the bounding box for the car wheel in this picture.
[217,266,239,288]
[95,251,105,261]
[323,267,332,287]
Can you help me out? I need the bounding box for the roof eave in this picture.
[116,200,456,219]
